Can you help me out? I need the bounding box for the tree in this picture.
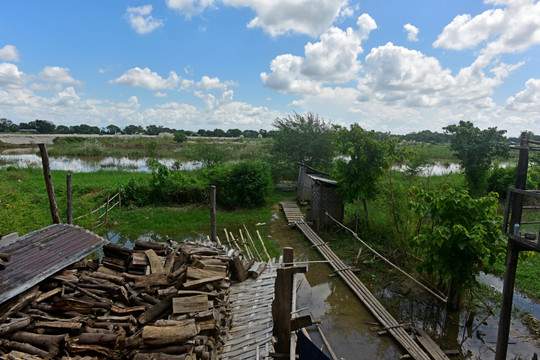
[444,121,508,197]
[56,125,70,134]
[173,131,188,143]
[104,124,122,135]
[410,186,504,310]
[0,118,18,132]
[333,124,397,230]
[226,128,242,138]
[28,119,56,133]
[271,112,334,179]
[123,125,144,135]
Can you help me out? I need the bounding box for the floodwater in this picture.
[0,151,200,172]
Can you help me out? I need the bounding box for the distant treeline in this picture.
[0,117,530,143]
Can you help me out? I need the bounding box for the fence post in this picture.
[67,171,72,225]
[39,143,61,224]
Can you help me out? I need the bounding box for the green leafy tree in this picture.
[410,186,504,310]
[444,121,508,197]
[334,124,397,230]
[0,118,18,132]
[173,131,188,143]
[29,119,56,133]
[104,124,122,135]
[123,125,144,135]
[271,112,334,179]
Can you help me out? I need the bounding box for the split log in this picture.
[187,266,226,280]
[0,317,31,337]
[52,297,110,314]
[134,241,168,252]
[110,305,147,315]
[103,243,132,260]
[0,339,49,358]
[67,343,121,359]
[78,332,122,345]
[141,320,199,346]
[135,273,169,289]
[35,287,62,303]
[91,271,125,285]
[134,353,193,360]
[138,294,176,325]
[172,295,212,314]
[248,261,267,279]
[10,331,67,353]
[5,350,43,360]
[32,320,83,331]
[144,250,165,274]
[0,286,41,321]
[182,275,223,290]
[62,281,113,304]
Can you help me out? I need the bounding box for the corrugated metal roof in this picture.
[307,174,338,186]
[0,224,106,305]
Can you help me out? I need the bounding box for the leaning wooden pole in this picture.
[210,185,217,243]
[39,144,60,224]
[495,131,528,360]
[67,171,72,224]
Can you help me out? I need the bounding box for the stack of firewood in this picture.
[0,239,259,360]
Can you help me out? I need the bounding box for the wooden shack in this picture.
[296,163,329,201]
[306,174,344,228]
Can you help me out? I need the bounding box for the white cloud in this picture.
[167,0,348,37]
[404,23,419,42]
[0,62,26,88]
[196,76,228,90]
[38,66,83,86]
[506,78,540,112]
[49,86,80,106]
[433,0,540,63]
[126,5,165,35]
[261,14,376,93]
[110,67,180,90]
[154,91,169,98]
[166,0,216,17]
[0,45,20,62]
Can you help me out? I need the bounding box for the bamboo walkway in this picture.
[279,201,305,224]
[219,265,277,360]
[280,202,448,360]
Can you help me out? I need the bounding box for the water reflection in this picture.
[0,153,201,172]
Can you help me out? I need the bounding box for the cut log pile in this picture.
[0,239,263,360]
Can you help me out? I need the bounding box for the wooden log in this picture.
[186,266,226,280]
[0,258,6,270]
[0,252,11,261]
[5,350,43,360]
[96,314,136,324]
[52,297,110,314]
[91,271,125,285]
[62,281,113,304]
[32,320,83,331]
[78,332,122,345]
[139,344,193,354]
[145,249,165,274]
[138,294,176,325]
[248,261,267,279]
[182,275,223,290]
[0,317,31,337]
[172,295,212,314]
[103,243,133,260]
[35,287,62,303]
[0,339,49,358]
[110,305,147,315]
[142,320,199,346]
[10,331,67,353]
[135,241,168,252]
[67,343,120,359]
[0,287,41,321]
[135,273,169,289]
[134,353,193,360]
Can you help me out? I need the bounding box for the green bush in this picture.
[207,161,273,208]
[174,131,188,143]
[487,164,517,200]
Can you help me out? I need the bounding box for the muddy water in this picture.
[268,208,540,359]
[268,210,403,359]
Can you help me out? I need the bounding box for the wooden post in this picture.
[272,247,294,355]
[67,171,72,225]
[495,131,529,360]
[39,144,60,224]
[118,191,122,210]
[210,185,217,243]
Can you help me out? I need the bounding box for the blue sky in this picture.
[1,0,540,136]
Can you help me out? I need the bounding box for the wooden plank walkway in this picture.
[219,265,277,360]
[279,201,304,224]
[280,201,448,360]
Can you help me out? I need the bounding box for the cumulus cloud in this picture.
[110,67,180,90]
[0,45,20,62]
[126,5,165,34]
[196,76,228,91]
[433,0,540,63]
[0,62,26,88]
[154,91,169,98]
[261,14,376,93]
[50,86,81,106]
[404,23,419,41]
[166,0,216,17]
[167,0,348,37]
[38,66,83,86]
[506,78,540,112]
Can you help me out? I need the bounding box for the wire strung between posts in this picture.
[325,212,448,304]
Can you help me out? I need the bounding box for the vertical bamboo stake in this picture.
[118,190,122,210]
[105,192,110,226]
[39,144,60,224]
[239,229,254,259]
[256,230,271,262]
[210,185,217,243]
[243,224,262,261]
[67,171,72,224]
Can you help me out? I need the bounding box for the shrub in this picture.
[174,131,188,143]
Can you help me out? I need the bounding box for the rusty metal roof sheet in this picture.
[0,224,106,305]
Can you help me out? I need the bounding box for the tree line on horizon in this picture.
[0,116,531,143]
